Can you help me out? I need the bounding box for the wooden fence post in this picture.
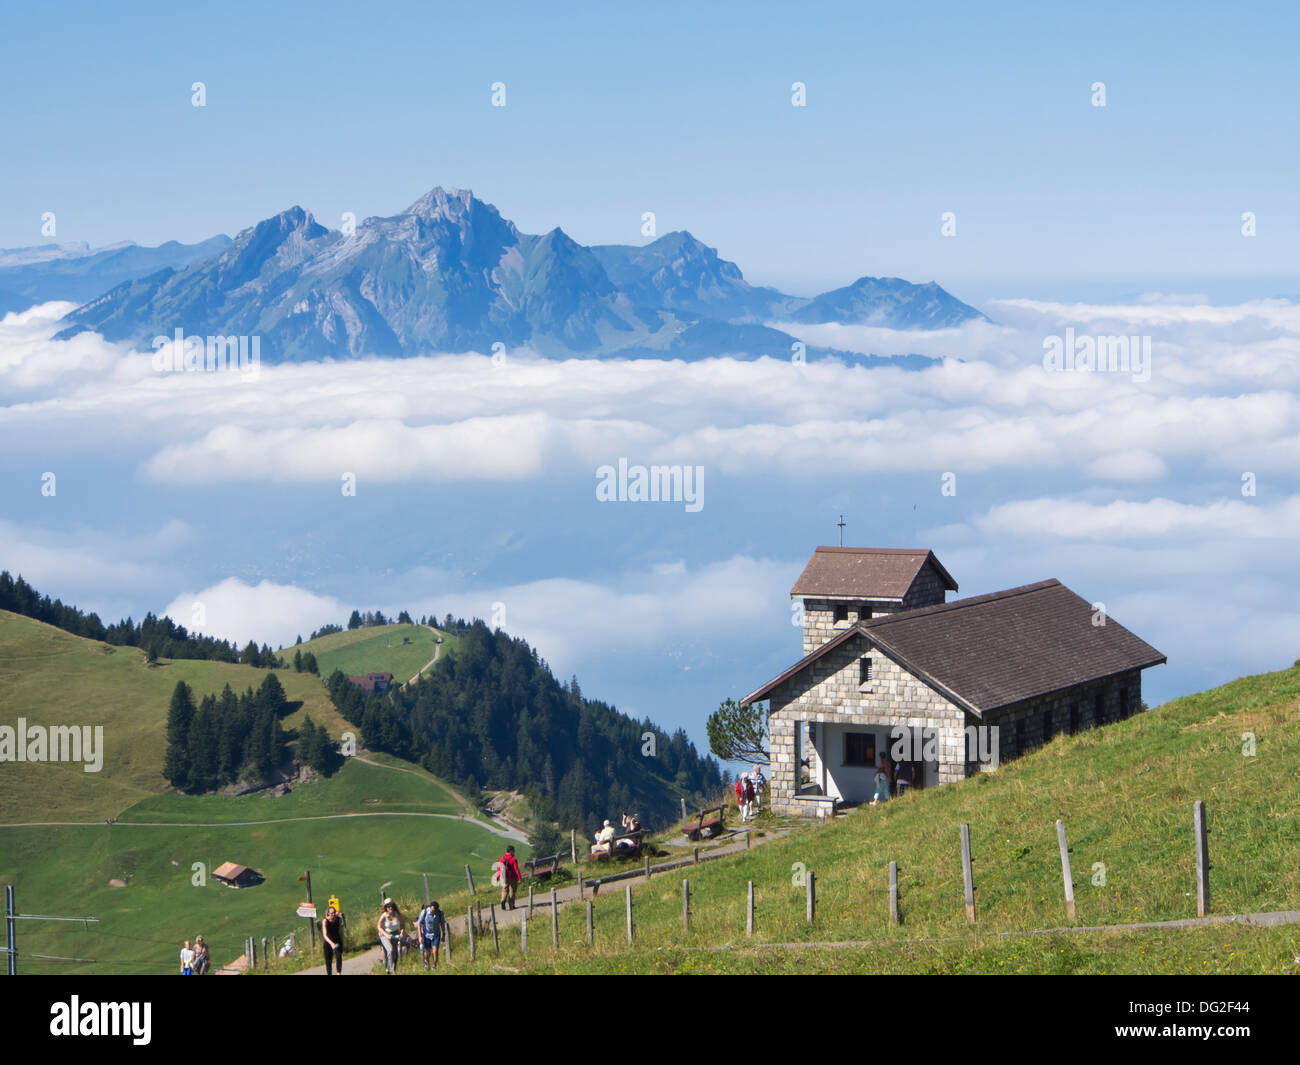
[490,903,499,954]
[261,937,268,970]
[1194,800,1211,917]
[745,831,751,850]
[465,864,475,896]
[960,824,975,924]
[693,846,699,865]
[806,871,816,924]
[551,888,559,949]
[682,879,690,933]
[586,900,594,946]
[625,885,634,945]
[521,910,527,956]
[468,907,476,961]
[570,829,577,864]
[528,885,534,918]
[889,861,899,926]
[746,881,755,936]
[681,797,688,827]
[1056,819,1076,920]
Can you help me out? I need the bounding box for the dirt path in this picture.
[403,626,442,687]
[0,811,519,835]
[294,825,790,975]
[351,755,527,843]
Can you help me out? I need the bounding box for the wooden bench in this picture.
[589,830,646,861]
[681,805,726,842]
[524,853,562,880]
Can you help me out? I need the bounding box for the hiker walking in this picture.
[322,904,344,975]
[499,845,522,910]
[416,900,448,969]
[750,766,766,813]
[377,898,404,973]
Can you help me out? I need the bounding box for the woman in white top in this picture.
[376,899,404,973]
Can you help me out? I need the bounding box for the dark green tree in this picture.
[162,681,195,786]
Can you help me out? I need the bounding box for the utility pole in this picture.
[3,887,100,975]
[302,870,316,950]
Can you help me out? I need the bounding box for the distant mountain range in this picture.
[0,235,232,317]
[4,187,988,361]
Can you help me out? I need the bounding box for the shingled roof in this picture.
[745,579,1165,714]
[790,547,958,601]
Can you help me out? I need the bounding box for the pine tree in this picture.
[257,672,288,718]
[162,681,195,786]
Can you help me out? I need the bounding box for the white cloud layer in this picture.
[4,295,1300,492]
[161,556,794,672]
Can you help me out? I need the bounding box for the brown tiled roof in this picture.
[790,547,958,600]
[745,579,1165,713]
[213,862,249,880]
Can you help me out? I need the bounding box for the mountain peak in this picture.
[403,186,477,220]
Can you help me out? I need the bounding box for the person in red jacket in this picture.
[499,845,522,910]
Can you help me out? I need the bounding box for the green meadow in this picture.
[0,611,349,823]
[285,623,451,686]
[0,756,512,975]
[0,611,507,975]
[394,661,1300,975]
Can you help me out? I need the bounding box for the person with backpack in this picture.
[321,904,344,975]
[749,766,766,813]
[499,845,522,910]
[416,900,448,969]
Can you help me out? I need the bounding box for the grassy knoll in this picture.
[0,755,512,976]
[284,623,451,685]
[0,610,347,823]
[391,661,1300,975]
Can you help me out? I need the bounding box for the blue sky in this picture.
[3,1,1297,298]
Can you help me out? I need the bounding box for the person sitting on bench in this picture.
[592,819,616,853]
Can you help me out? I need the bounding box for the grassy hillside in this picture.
[0,753,515,975]
[415,661,1300,975]
[0,610,349,823]
[285,623,450,685]
[0,609,525,975]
